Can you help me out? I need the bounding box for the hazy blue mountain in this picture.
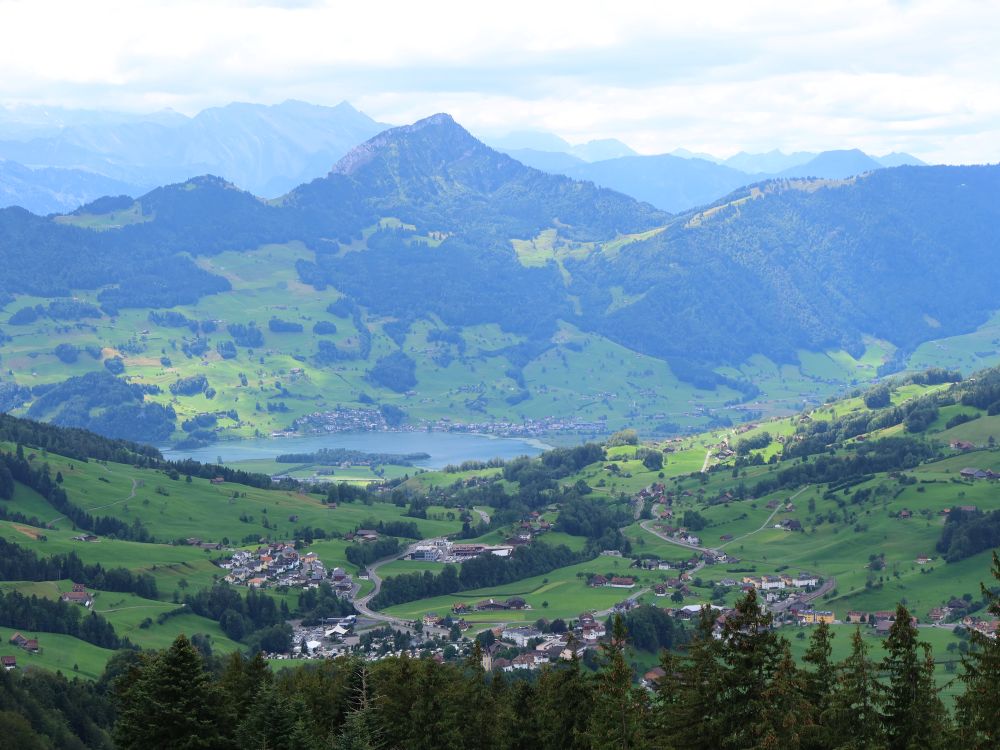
[1,113,995,386]
[569,138,637,161]
[0,159,138,214]
[876,152,928,167]
[500,148,587,172]
[557,154,754,213]
[775,149,884,179]
[0,100,388,196]
[721,149,816,174]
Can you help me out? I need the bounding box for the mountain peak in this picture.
[330,113,477,177]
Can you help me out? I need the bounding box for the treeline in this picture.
[0,538,158,599]
[937,507,1000,562]
[181,584,290,652]
[0,589,128,650]
[0,665,115,749]
[344,537,402,568]
[0,412,162,466]
[0,448,151,542]
[748,437,936,498]
[275,447,430,466]
[370,542,587,609]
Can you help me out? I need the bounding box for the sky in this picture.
[0,0,998,163]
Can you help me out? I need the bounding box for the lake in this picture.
[162,431,551,469]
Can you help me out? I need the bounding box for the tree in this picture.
[881,605,950,750]
[754,643,814,749]
[956,550,1000,748]
[589,614,649,750]
[801,620,834,738]
[642,451,664,471]
[825,627,883,749]
[114,635,228,749]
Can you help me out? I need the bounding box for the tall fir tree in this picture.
[825,627,884,750]
[589,614,650,750]
[956,551,1000,748]
[880,604,950,750]
[114,634,229,750]
[753,642,814,750]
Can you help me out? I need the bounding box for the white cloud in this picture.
[0,0,997,162]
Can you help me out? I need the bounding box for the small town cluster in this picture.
[218,542,355,596]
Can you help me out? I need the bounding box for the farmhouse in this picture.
[60,582,94,608]
[1,655,15,671]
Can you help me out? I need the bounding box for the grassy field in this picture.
[0,628,116,680]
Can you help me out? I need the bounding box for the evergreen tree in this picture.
[654,606,725,750]
[956,551,1000,748]
[880,605,950,750]
[589,614,649,750]
[825,628,884,749]
[716,589,784,750]
[114,634,228,750]
[754,643,814,750]
[533,638,594,750]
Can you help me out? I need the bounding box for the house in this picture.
[423,613,442,627]
[609,577,636,589]
[798,610,835,625]
[643,666,666,688]
[60,583,94,608]
[502,626,542,648]
[845,611,868,624]
[1,655,15,671]
[590,575,609,587]
[654,584,667,597]
[506,596,528,610]
[210,476,226,485]
[355,529,379,542]
[792,574,819,588]
[782,519,803,532]
[9,633,27,648]
[507,653,542,671]
[899,509,912,520]
[916,555,932,565]
[950,440,975,451]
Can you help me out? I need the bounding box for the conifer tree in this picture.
[589,614,649,750]
[880,604,950,750]
[534,635,594,750]
[754,642,814,750]
[956,551,1000,748]
[825,627,883,749]
[654,605,724,750]
[114,634,228,750]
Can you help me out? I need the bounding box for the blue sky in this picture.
[0,0,997,163]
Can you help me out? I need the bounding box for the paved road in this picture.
[352,542,423,628]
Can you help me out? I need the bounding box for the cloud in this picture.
[0,0,997,162]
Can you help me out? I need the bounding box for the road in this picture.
[700,447,713,473]
[49,475,138,526]
[717,485,811,550]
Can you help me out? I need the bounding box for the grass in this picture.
[0,627,116,680]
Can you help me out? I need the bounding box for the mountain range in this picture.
[0,112,997,443]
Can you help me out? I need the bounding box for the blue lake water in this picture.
[162,431,551,470]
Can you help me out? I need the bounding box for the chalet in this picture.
[782,519,803,532]
[589,575,608,587]
[9,633,28,648]
[506,597,528,610]
[355,529,379,542]
[898,509,912,520]
[916,555,932,565]
[950,440,975,451]
[654,584,667,597]
[60,583,93,608]
[1,655,15,671]
[476,598,511,611]
[210,476,226,485]
[609,577,636,589]
[451,603,471,614]
[423,613,442,627]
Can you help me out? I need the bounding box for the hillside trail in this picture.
[47,477,138,527]
[717,485,810,550]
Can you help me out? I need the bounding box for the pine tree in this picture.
[956,551,1000,748]
[716,589,784,750]
[881,604,950,750]
[754,643,814,750]
[534,637,594,750]
[589,614,650,750]
[114,634,228,750]
[825,627,883,749]
[654,606,725,750]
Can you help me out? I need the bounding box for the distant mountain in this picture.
[0,114,995,394]
[0,159,138,214]
[486,132,636,162]
[495,148,586,173]
[555,154,754,213]
[0,100,388,196]
[876,152,928,167]
[775,149,884,179]
[720,149,816,174]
